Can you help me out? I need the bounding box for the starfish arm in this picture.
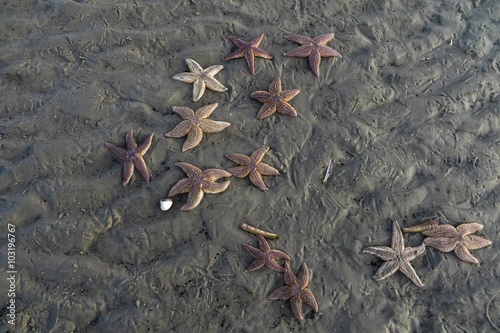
[182,126,203,152]
[203,76,228,93]
[456,222,484,236]
[196,103,218,119]
[245,258,266,272]
[318,45,342,58]
[250,146,270,163]
[256,102,277,120]
[256,234,271,252]
[184,58,203,73]
[132,157,151,183]
[122,159,134,185]
[226,165,251,178]
[391,221,405,253]
[199,119,231,133]
[269,77,282,93]
[268,249,291,261]
[172,72,199,83]
[192,78,206,102]
[267,286,294,300]
[372,260,399,281]
[252,47,273,59]
[309,49,322,76]
[284,45,313,58]
[290,296,305,321]
[280,89,301,101]
[276,101,298,117]
[168,178,193,196]
[225,153,251,166]
[454,244,480,264]
[284,34,314,45]
[423,237,458,253]
[224,47,246,61]
[266,260,288,272]
[204,64,225,77]
[175,162,203,178]
[165,120,193,138]
[181,186,204,211]
[104,142,128,160]
[463,235,492,250]
[202,180,230,194]
[312,33,335,45]
[402,244,426,261]
[125,130,138,150]
[249,169,269,190]
[242,242,264,258]
[256,163,280,176]
[250,91,272,103]
[422,224,458,237]
[202,168,232,181]
[297,263,310,288]
[134,133,154,157]
[172,106,195,119]
[244,50,256,74]
[249,34,265,46]
[301,289,319,312]
[363,246,397,260]
[399,261,424,287]
[283,261,297,286]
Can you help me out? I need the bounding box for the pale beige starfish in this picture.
[422,222,492,265]
[164,103,230,152]
[267,262,319,321]
[363,220,426,287]
[168,162,231,211]
[172,58,228,102]
[225,146,280,190]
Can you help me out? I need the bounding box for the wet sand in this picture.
[1,0,499,332]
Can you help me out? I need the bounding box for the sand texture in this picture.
[1,0,500,332]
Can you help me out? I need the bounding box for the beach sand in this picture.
[1,0,499,331]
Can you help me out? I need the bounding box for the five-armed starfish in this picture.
[104,130,154,185]
[224,34,273,74]
[284,33,342,76]
[168,162,231,211]
[363,220,426,287]
[172,58,228,102]
[422,222,492,265]
[267,262,319,321]
[165,103,230,152]
[225,146,280,191]
[250,77,300,120]
[243,234,290,272]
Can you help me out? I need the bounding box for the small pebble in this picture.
[160,198,173,211]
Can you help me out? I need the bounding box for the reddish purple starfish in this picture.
[242,234,290,272]
[284,33,342,76]
[224,34,273,74]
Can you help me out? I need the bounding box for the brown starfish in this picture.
[243,234,290,272]
[164,103,230,152]
[363,220,426,287]
[422,222,492,265]
[224,33,273,74]
[284,33,342,76]
[168,162,231,211]
[225,146,280,191]
[267,262,319,321]
[104,130,154,185]
[250,77,300,120]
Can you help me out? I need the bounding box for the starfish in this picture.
[250,77,300,120]
[224,33,273,74]
[104,130,154,185]
[284,33,342,76]
[363,220,426,287]
[243,234,290,272]
[225,146,280,191]
[267,262,319,321]
[168,162,231,211]
[164,103,230,152]
[172,58,228,102]
[422,222,492,265]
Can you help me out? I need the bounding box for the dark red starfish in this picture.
[224,34,273,74]
[284,33,342,76]
[242,234,290,272]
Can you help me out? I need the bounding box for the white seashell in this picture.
[160,198,173,211]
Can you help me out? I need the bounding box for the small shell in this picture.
[160,198,173,211]
[402,219,439,233]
